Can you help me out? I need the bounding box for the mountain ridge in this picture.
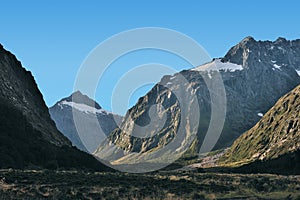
[0,44,70,146]
[218,84,300,168]
[94,36,300,165]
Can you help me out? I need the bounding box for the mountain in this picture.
[0,44,69,146]
[94,37,300,165]
[49,91,123,153]
[0,44,111,171]
[218,84,300,172]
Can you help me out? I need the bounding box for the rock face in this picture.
[0,44,111,171]
[0,44,69,146]
[49,91,123,153]
[219,84,300,167]
[95,37,300,163]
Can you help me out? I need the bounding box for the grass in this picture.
[0,169,300,199]
[205,149,226,157]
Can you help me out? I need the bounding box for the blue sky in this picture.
[1,0,300,115]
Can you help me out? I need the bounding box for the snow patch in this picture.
[167,90,172,98]
[257,113,263,117]
[60,100,105,114]
[278,46,284,51]
[207,73,212,79]
[273,64,282,70]
[192,59,243,73]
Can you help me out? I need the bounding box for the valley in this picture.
[1,32,300,199]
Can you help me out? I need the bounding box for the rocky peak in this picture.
[222,36,257,66]
[222,36,300,71]
[275,37,288,44]
[240,36,256,45]
[50,92,123,153]
[58,91,102,110]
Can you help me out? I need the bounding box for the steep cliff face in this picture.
[0,44,111,171]
[95,37,300,164]
[50,91,123,153]
[219,84,300,167]
[0,44,70,146]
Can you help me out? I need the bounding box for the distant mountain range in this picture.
[94,37,300,165]
[0,43,111,171]
[49,91,123,153]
